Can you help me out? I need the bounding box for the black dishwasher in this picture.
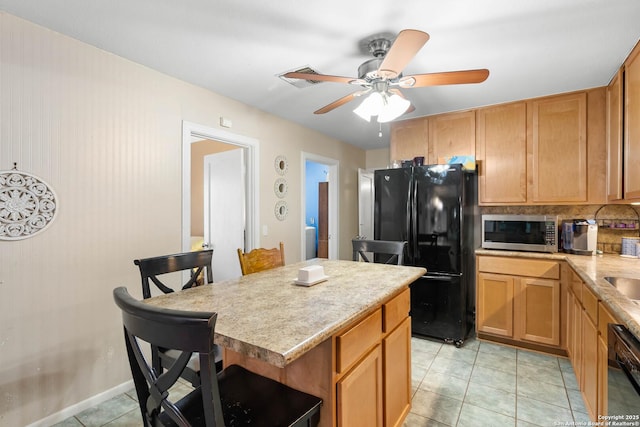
[607,324,640,418]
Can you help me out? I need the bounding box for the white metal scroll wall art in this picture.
[0,164,58,240]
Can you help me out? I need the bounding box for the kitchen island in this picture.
[144,258,426,427]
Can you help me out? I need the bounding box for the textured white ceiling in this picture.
[2,0,640,150]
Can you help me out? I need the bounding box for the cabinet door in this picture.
[625,42,640,199]
[477,273,514,337]
[582,311,598,419]
[566,290,575,359]
[476,102,527,204]
[383,317,411,427]
[337,345,383,427]
[428,111,475,164]
[571,294,583,389]
[517,278,560,346]
[597,335,608,418]
[607,70,624,201]
[529,93,587,202]
[390,118,428,162]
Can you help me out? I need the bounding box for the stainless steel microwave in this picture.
[481,214,559,253]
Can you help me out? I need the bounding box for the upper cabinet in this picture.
[529,92,588,203]
[607,70,623,201]
[607,39,640,202]
[427,110,475,164]
[390,88,607,205]
[389,118,428,162]
[476,102,527,204]
[625,42,640,199]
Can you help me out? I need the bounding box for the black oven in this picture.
[607,324,640,418]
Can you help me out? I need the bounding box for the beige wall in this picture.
[0,13,365,426]
[366,147,390,170]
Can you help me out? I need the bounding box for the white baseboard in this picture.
[25,380,134,427]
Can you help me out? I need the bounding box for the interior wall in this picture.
[365,147,390,169]
[0,12,365,426]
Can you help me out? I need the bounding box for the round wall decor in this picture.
[274,178,288,199]
[0,170,58,240]
[274,200,288,221]
[274,155,288,175]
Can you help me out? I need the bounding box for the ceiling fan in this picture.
[284,29,489,122]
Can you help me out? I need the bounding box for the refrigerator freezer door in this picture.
[410,273,471,345]
[412,164,463,273]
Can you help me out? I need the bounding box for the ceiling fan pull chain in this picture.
[378,123,382,138]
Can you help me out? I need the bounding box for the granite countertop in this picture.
[144,259,426,368]
[476,249,640,339]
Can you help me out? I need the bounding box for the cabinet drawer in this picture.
[598,302,617,337]
[478,256,559,279]
[582,283,598,324]
[383,288,410,333]
[571,271,583,302]
[336,309,382,374]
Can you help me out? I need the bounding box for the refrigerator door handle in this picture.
[405,172,414,262]
[411,175,419,263]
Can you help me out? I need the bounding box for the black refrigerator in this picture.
[374,164,479,347]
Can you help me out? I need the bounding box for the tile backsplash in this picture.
[479,204,640,254]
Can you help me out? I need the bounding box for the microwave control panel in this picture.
[545,221,557,246]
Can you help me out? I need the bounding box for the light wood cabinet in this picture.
[582,308,598,419]
[389,118,428,162]
[625,41,640,199]
[428,110,475,164]
[597,302,617,417]
[529,92,588,203]
[518,277,561,346]
[477,272,515,337]
[476,256,561,348]
[476,102,527,204]
[337,344,383,427]
[383,317,411,427]
[335,288,411,427]
[565,270,621,422]
[607,69,624,201]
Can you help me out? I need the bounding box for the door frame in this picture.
[182,121,260,254]
[301,152,339,259]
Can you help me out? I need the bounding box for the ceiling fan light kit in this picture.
[353,90,410,123]
[283,29,489,123]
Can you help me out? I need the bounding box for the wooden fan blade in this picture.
[283,72,358,85]
[378,29,430,79]
[400,69,490,87]
[314,91,364,114]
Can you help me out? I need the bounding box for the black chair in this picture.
[134,250,221,385]
[352,239,407,265]
[113,287,323,427]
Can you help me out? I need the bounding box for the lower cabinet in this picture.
[383,317,411,427]
[476,256,561,348]
[337,345,383,427]
[335,288,411,427]
[582,309,598,418]
[566,269,620,422]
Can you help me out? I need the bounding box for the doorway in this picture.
[301,152,339,260]
[182,121,260,280]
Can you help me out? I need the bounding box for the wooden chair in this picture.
[352,239,407,265]
[133,250,221,385]
[237,242,285,275]
[113,287,322,427]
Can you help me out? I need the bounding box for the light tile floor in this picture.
[52,337,589,427]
